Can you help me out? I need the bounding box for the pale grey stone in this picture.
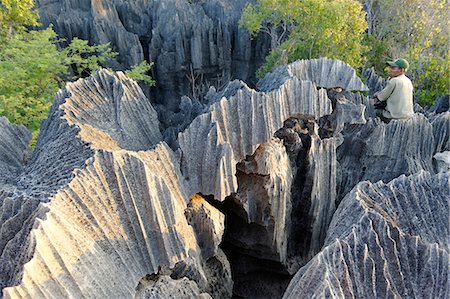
[284,171,449,299]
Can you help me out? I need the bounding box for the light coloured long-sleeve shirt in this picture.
[377,74,414,119]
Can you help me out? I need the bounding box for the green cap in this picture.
[386,58,409,70]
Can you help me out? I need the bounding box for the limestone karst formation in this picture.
[1,57,449,299]
[35,0,271,107]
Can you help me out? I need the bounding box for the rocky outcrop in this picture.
[178,77,332,201]
[429,95,449,113]
[35,0,271,107]
[187,59,369,297]
[362,67,385,98]
[35,0,144,69]
[283,171,449,298]
[1,57,448,298]
[1,70,231,298]
[232,139,293,264]
[431,112,450,153]
[185,194,225,260]
[337,114,436,201]
[135,273,212,299]
[0,118,31,187]
[257,58,368,92]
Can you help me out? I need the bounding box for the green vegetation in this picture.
[0,0,155,145]
[125,61,156,86]
[240,0,449,106]
[363,0,449,107]
[240,0,368,79]
[0,0,39,38]
[63,37,118,79]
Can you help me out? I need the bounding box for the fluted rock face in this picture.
[229,139,293,264]
[283,171,449,299]
[337,114,435,201]
[431,112,450,153]
[0,191,41,291]
[185,194,225,260]
[179,78,332,201]
[0,118,31,187]
[4,146,199,298]
[35,0,271,107]
[257,58,368,92]
[59,70,162,151]
[1,69,231,298]
[2,57,446,299]
[193,59,370,297]
[362,67,386,98]
[270,117,338,268]
[35,0,144,69]
[135,273,212,299]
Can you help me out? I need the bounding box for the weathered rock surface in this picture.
[35,0,271,107]
[1,57,448,299]
[434,151,450,172]
[257,58,368,92]
[283,171,449,299]
[225,139,293,264]
[1,70,230,298]
[0,118,31,187]
[430,112,450,153]
[362,67,385,98]
[135,273,212,299]
[178,77,332,201]
[185,194,225,260]
[188,59,369,297]
[337,114,436,201]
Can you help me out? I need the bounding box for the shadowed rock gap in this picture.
[199,112,339,298]
[201,193,293,298]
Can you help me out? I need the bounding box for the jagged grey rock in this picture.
[35,0,271,106]
[58,70,162,151]
[283,171,449,299]
[2,57,447,299]
[0,190,41,292]
[135,273,212,299]
[257,58,369,92]
[362,67,386,98]
[434,151,450,172]
[0,118,31,187]
[430,112,450,153]
[274,117,338,267]
[176,58,374,297]
[1,70,231,298]
[3,145,203,298]
[337,114,435,201]
[185,194,225,260]
[428,95,449,114]
[178,78,332,201]
[229,139,293,265]
[35,0,144,70]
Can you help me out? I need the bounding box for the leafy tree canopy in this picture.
[240,0,368,79]
[0,0,39,38]
[125,61,156,86]
[363,0,449,106]
[0,0,155,145]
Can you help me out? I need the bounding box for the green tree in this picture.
[0,28,65,142]
[63,37,117,78]
[125,61,156,86]
[0,0,39,38]
[0,0,155,145]
[363,0,449,106]
[240,0,368,79]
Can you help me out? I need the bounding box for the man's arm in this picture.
[376,79,395,101]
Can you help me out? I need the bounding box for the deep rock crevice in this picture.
[2,57,448,298]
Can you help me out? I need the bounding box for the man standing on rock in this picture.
[374,58,414,123]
